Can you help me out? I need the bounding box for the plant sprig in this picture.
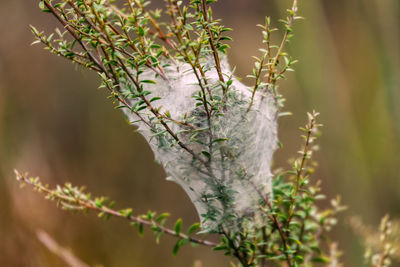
[14,170,217,250]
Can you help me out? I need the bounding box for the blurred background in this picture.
[0,0,399,266]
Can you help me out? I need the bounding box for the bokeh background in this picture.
[0,0,399,266]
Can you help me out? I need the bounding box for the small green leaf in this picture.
[150,130,167,137]
[212,138,228,143]
[138,223,144,236]
[150,97,161,102]
[155,212,170,222]
[138,26,145,36]
[219,36,232,41]
[172,238,189,256]
[172,240,181,255]
[115,105,127,109]
[155,232,163,244]
[186,223,200,235]
[201,151,211,159]
[221,27,232,32]
[119,208,132,218]
[94,198,103,208]
[213,245,228,251]
[140,80,156,84]
[184,24,193,31]
[174,219,182,235]
[311,257,330,263]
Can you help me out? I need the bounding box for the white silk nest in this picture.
[121,55,278,232]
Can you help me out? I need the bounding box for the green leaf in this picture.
[155,232,163,244]
[172,239,188,256]
[186,223,200,235]
[213,245,228,251]
[201,151,211,159]
[146,211,155,220]
[150,130,167,137]
[140,80,156,84]
[31,39,41,46]
[94,198,103,208]
[155,212,170,222]
[221,27,233,32]
[172,240,181,255]
[138,26,145,36]
[136,105,148,112]
[119,208,133,218]
[217,44,230,54]
[184,24,193,31]
[150,97,161,102]
[174,219,182,235]
[150,44,161,49]
[138,223,144,236]
[115,105,127,109]
[212,138,228,143]
[289,237,302,246]
[311,256,330,263]
[219,36,232,41]
[268,254,287,261]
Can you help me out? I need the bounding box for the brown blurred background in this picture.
[0,0,399,266]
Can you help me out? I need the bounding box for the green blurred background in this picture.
[0,0,399,266]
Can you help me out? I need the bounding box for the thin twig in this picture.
[286,112,316,229]
[16,170,218,247]
[264,0,298,97]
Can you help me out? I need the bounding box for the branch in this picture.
[15,170,218,247]
[286,110,319,228]
[200,0,225,86]
[262,196,293,267]
[264,0,300,97]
